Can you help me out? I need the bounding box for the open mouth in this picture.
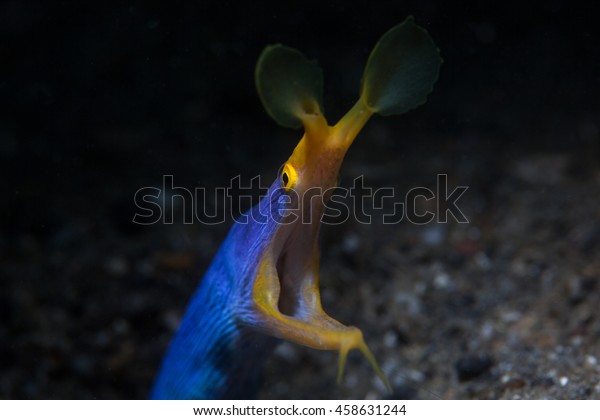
[273,218,317,319]
[275,249,298,317]
[249,220,391,391]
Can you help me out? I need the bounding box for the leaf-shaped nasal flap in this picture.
[255,45,324,129]
[361,16,442,116]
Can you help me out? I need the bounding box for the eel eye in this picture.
[279,162,298,189]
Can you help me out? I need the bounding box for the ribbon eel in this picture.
[151,16,441,399]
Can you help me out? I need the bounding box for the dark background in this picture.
[2,1,599,399]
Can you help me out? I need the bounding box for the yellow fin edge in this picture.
[337,330,392,394]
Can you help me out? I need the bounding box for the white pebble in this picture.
[422,225,445,246]
[501,310,522,323]
[365,391,379,400]
[475,252,492,270]
[480,321,494,339]
[383,331,398,348]
[433,272,452,289]
[406,369,425,383]
[559,376,569,387]
[273,342,299,363]
[342,233,360,254]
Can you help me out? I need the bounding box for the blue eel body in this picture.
[152,182,285,399]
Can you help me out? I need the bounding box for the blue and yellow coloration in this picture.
[151,17,441,399]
